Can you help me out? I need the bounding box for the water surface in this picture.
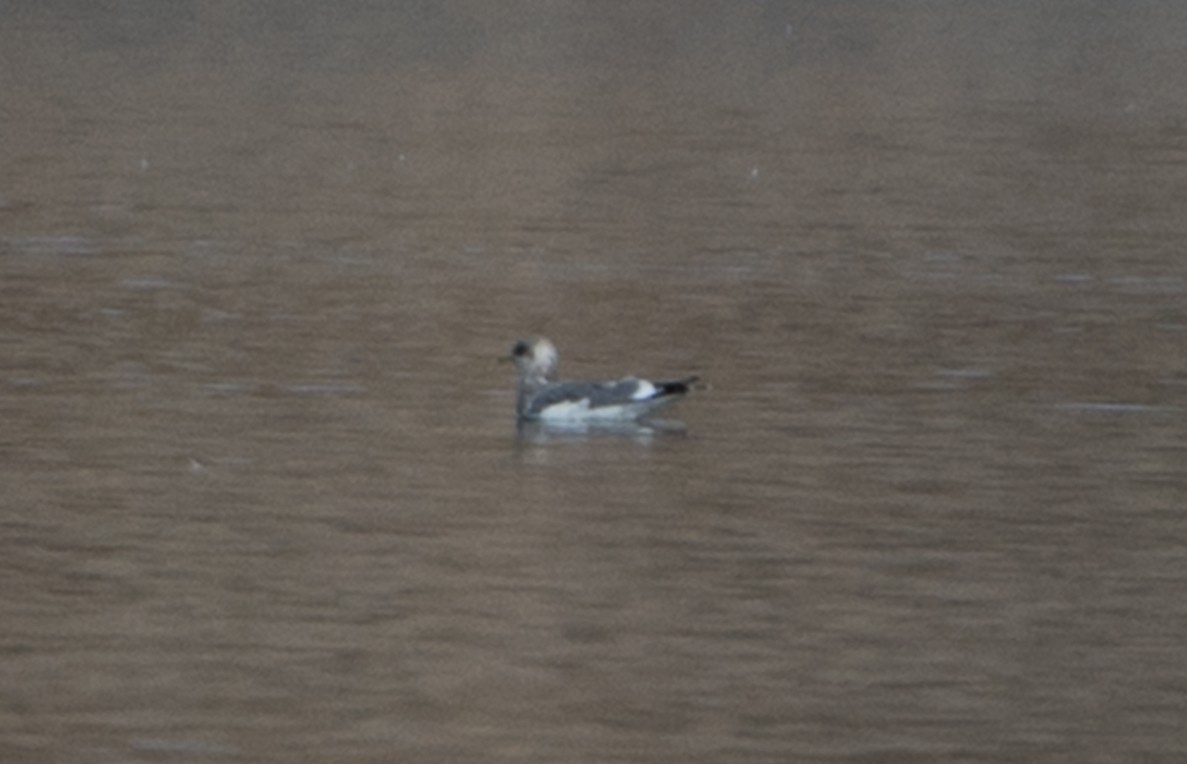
[2,3,1186,762]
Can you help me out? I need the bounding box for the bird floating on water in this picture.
[506,336,698,423]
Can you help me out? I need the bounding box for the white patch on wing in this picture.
[629,380,657,400]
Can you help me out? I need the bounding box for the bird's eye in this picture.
[512,341,530,357]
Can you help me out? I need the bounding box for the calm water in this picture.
[3,3,1186,762]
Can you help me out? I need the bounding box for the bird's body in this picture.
[508,337,697,423]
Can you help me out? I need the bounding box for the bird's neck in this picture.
[517,373,549,416]
[520,373,550,394]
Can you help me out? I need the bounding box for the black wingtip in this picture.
[656,376,701,397]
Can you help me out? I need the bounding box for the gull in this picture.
[506,337,698,422]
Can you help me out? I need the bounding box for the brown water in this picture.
[3,3,1186,762]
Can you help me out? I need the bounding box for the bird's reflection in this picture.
[515,417,687,445]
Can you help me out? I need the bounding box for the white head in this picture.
[509,336,559,382]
